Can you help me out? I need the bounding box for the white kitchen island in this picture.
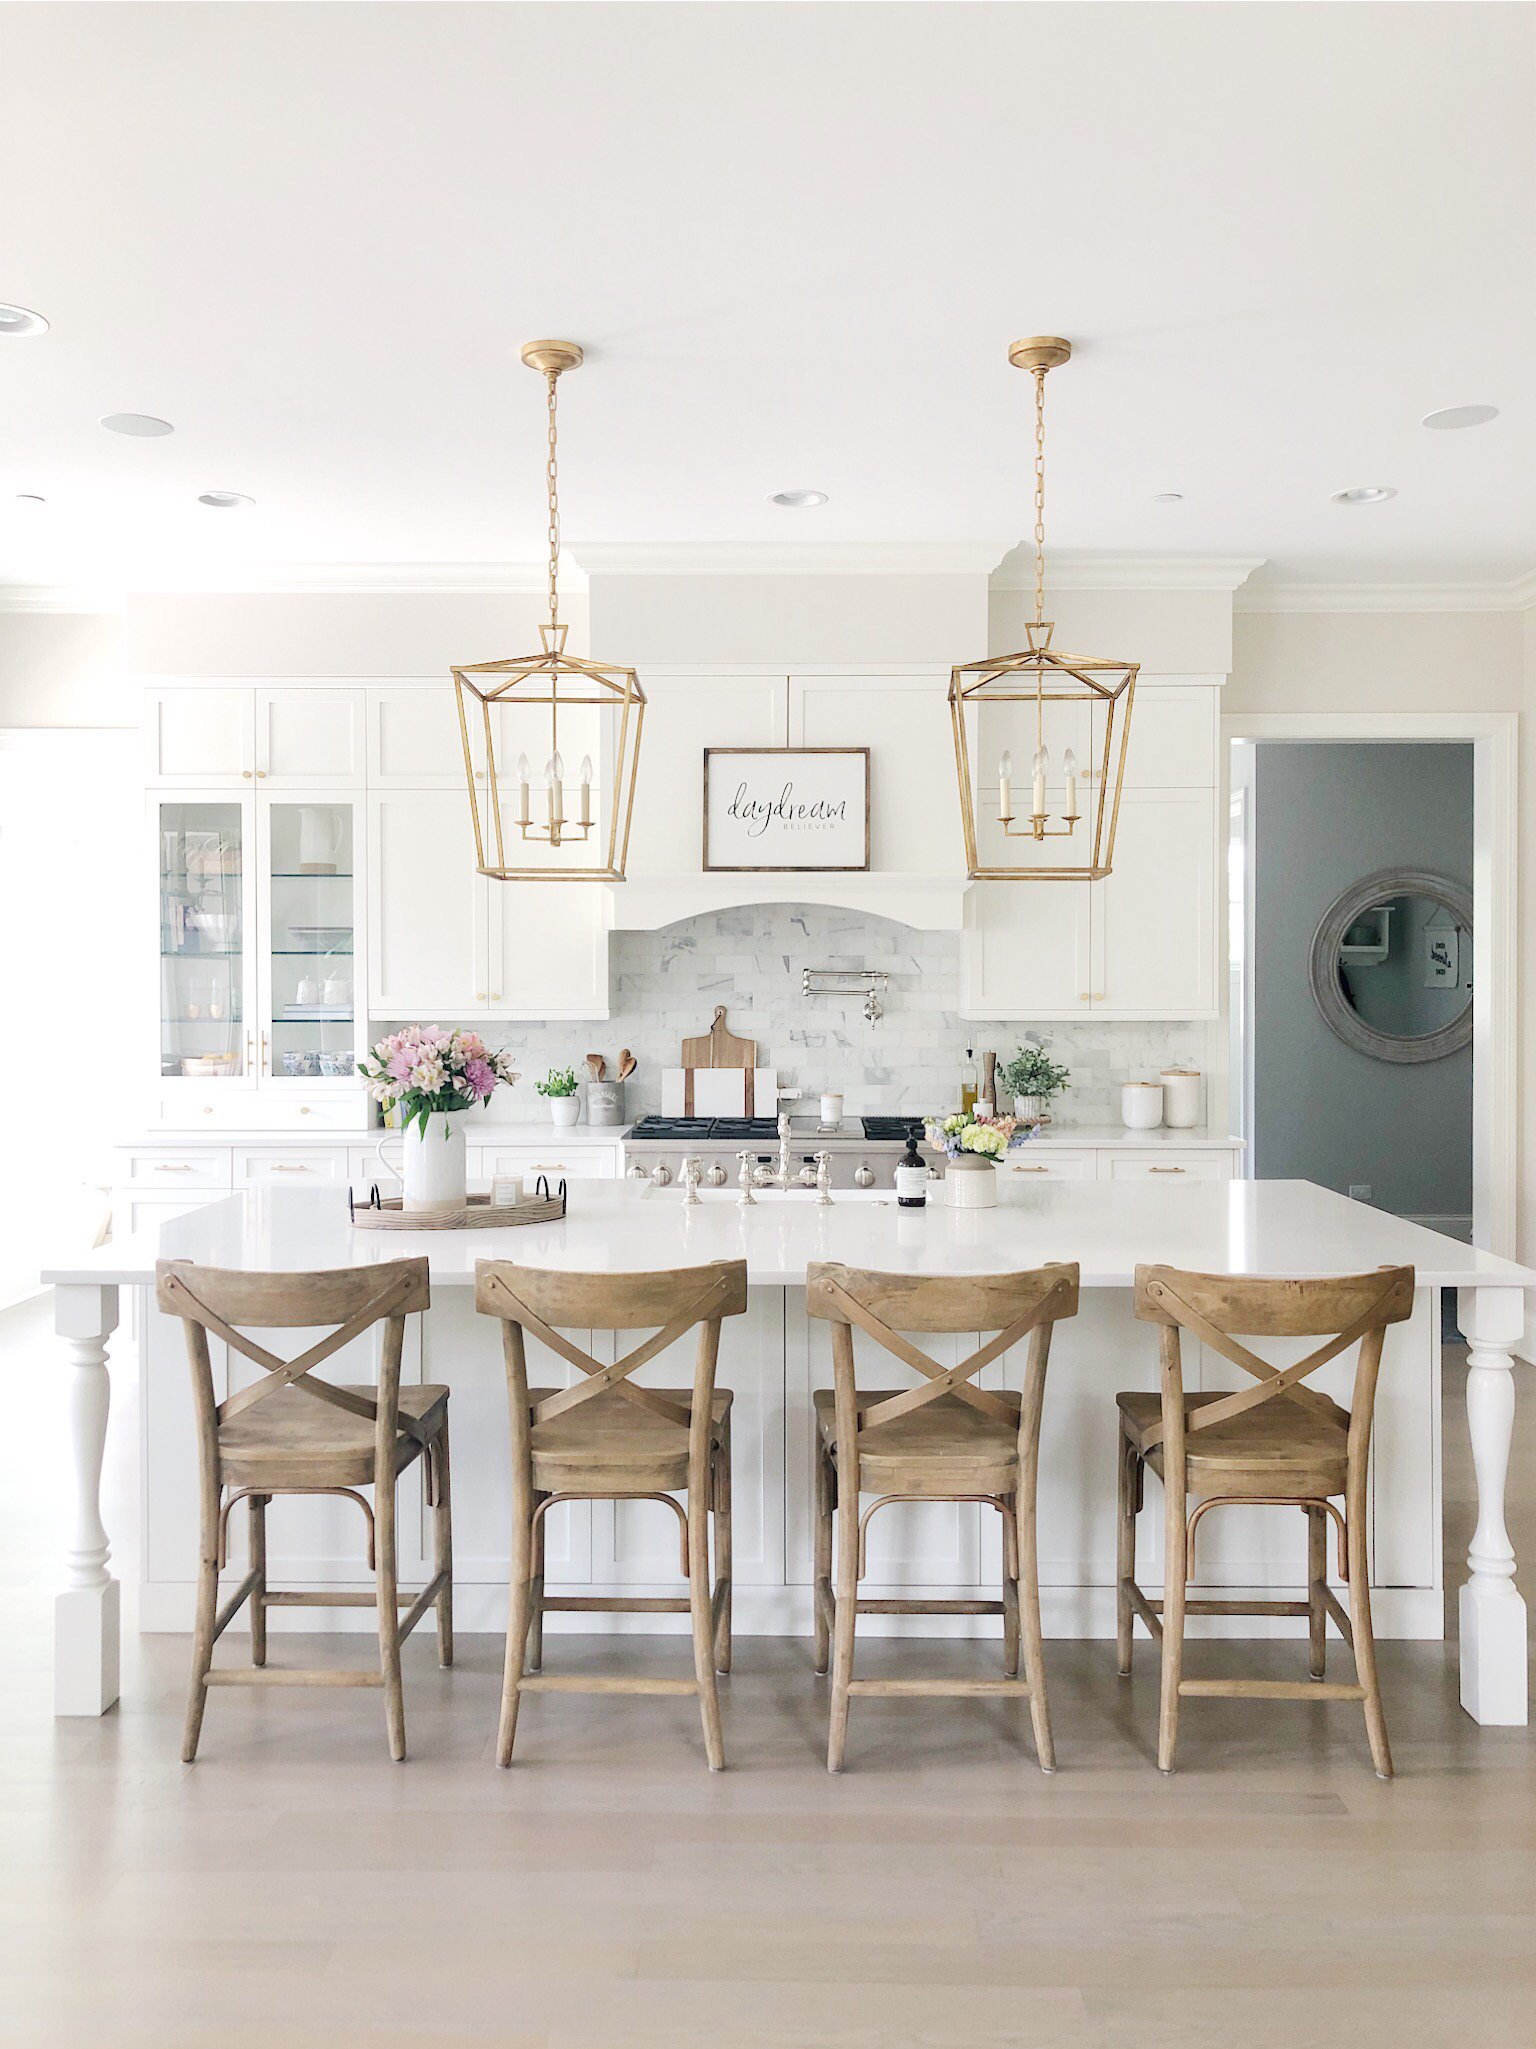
[44,1178,1532,1726]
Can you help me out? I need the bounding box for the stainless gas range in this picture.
[622,1114,922,1191]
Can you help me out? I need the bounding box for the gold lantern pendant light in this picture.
[452,340,645,881]
[949,337,1137,881]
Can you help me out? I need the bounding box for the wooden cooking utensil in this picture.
[617,1049,636,1081]
[585,1053,606,1081]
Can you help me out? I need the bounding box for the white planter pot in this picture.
[375,1109,471,1215]
[1014,1094,1045,1125]
[945,1154,998,1209]
[547,1096,581,1128]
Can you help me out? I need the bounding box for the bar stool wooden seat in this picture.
[1119,1262,1415,1777]
[155,1256,450,1764]
[805,1262,1080,1774]
[475,1258,748,1771]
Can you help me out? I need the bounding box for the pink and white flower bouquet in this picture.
[359,1025,520,1138]
[927,1110,1029,1160]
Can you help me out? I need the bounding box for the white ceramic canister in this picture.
[945,1153,998,1209]
[1120,1082,1164,1131]
[374,1108,471,1215]
[1159,1068,1202,1129]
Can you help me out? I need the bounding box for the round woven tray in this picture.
[349,1193,565,1231]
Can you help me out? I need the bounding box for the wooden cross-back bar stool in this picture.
[1120,1262,1415,1777]
[805,1261,1080,1774]
[475,1258,748,1771]
[155,1256,450,1764]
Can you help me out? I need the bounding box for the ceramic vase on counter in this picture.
[375,1109,471,1214]
[1120,1082,1164,1131]
[1160,1068,1202,1129]
[1013,1093,1045,1126]
[945,1153,998,1209]
[548,1095,581,1128]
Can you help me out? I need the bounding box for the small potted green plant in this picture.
[999,1046,1071,1127]
[536,1064,581,1128]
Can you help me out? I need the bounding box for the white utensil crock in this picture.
[1159,1069,1202,1129]
[945,1154,998,1208]
[548,1096,581,1128]
[1120,1083,1164,1131]
[375,1109,470,1214]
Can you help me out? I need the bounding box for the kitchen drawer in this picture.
[471,1143,622,1183]
[157,1092,361,1131]
[124,1148,233,1189]
[1001,1150,1096,1182]
[1098,1151,1233,1182]
[234,1146,350,1187]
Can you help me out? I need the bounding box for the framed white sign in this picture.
[703,747,870,872]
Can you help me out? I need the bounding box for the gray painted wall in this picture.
[1254,742,1473,1221]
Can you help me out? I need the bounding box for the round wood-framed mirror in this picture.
[1308,868,1472,1064]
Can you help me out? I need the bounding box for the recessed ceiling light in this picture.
[1152,491,1183,504]
[1331,485,1397,506]
[769,489,828,508]
[0,303,48,337]
[197,490,254,510]
[1422,404,1499,431]
[101,412,174,437]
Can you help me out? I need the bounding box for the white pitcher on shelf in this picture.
[297,806,344,872]
[375,1111,471,1215]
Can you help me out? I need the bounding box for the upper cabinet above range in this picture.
[144,684,366,789]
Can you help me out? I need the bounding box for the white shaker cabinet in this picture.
[625,672,786,876]
[146,684,365,789]
[788,672,961,875]
[367,790,611,1020]
[255,687,366,787]
[961,880,1092,1014]
[1089,787,1217,1016]
[367,683,482,787]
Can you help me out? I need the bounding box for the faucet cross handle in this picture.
[736,1148,757,1206]
[814,1150,834,1205]
[681,1156,702,1206]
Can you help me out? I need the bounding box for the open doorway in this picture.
[1230,739,1475,1240]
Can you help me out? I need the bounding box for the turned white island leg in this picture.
[54,1282,121,1716]
[1456,1286,1529,1725]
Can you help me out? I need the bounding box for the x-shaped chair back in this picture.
[1132,1263,1415,1456]
[475,1258,749,1436]
[156,1257,431,1448]
[806,1261,1080,1440]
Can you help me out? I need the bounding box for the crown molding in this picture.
[1234,571,1536,614]
[139,561,565,598]
[0,584,127,615]
[990,555,1265,594]
[569,541,1000,578]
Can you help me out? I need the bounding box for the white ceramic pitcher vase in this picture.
[375,1109,471,1214]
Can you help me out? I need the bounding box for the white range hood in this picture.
[603,873,971,932]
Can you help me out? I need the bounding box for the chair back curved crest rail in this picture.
[474,1257,748,1770]
[804,1260,1080,1773]
[154,1255,451,1763]
[1121,1262,1415,1776]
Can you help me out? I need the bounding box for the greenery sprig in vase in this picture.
[537,1064,582,1128]
[999,1046,1071,1125]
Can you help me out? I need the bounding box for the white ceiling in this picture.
[1,2,1532,592]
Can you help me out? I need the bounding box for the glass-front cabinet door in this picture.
[258,798,364,1088]
[157,799,256,1088]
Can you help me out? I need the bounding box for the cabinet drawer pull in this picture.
[1147,1165,1185,1174]
[1012,1165,1048,1173]
[154,1164,193,1174]
[270,1164,309,1173]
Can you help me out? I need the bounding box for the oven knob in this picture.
[704,1161,727,1187]
[854,1162,876,1188]
[651,1163,673,1187]
[627,1159,649,1181]
[797,1159,818,1187]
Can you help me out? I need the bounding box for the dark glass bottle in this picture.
[895,1132,927,1209]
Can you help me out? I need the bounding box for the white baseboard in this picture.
[136,1579,1446,1642]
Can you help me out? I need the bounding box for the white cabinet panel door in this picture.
[145,687,253,785]
[960,878,1092,1017]
[1121,685,1219,789]
[368,684,481,787]
[625,675,785,875]
[1091,788,1217,1016]
[257,687,365,787]
[789,674,959,874]
[367,792,486,1016]
[488,881,609,1018]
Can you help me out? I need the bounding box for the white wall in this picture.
[1230,609,1524,714]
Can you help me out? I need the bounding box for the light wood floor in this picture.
[3,1293,1535,2048]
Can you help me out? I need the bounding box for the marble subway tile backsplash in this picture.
[387,904,1209,1125]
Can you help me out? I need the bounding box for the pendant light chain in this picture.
[1032,366,1047,628]
[545,369,562,634]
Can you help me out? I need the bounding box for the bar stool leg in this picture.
[1158,1478,1187,1775]
[375,1468,406,1763]
[1016,1477,1055,1773]
[1116,1436,1137,1677]
[812,1440,834,1677]
[827,1470,859,1773]
[1307,1504,1327,1682]
[526,1492,547,1675]
[713,1414,733,1676]
[433,1433,454,1670]
[182,1481,220,1764]
[497,1467,535,1768]
[1346,1499,1394,1779]
[249,1492,268,1668]
[688,1481,726,1770]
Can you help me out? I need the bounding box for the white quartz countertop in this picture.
[118,1122,632,1147]
[47,1181,1535,1292]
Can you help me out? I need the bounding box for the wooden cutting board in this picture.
[682,1006,756,1070]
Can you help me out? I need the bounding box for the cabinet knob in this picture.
[1078,993,1090,1001]
[256,769,267,779]
[491,992,503,1002]
[242,770,253,780]
[298,1106,311,1116]
[475,992,486,1002]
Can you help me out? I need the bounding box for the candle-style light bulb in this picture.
[579,755,593,828]
[1031,744,1049,819]
[1062,745,1078,823]
[998,748,1013,821]
[546,750,564,834]
[516,752,531,827]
